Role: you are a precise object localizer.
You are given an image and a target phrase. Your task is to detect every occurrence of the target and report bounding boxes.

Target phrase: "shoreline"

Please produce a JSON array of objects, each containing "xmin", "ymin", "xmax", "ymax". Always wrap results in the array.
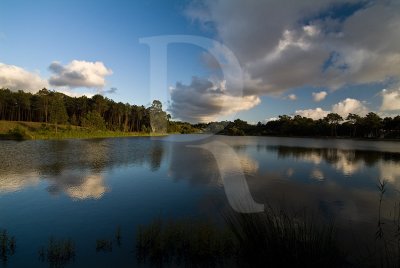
[
  {"xmin": 0, "ymin": 131, "xmax": 168, "ymax": 141},
  {"xmin": 0, "ymin": 121, "xmax": 168, "ymax": 141},
  {"xmin": 1, "ymin": 120, "xmax": 399, "ymax": 142},
  {"xmin": 214, "ymin": 133, "xmax": 400, "ymax": 142},
  {"xmin": 3, "ymin": 133, "xmax": 399, "ymax": 142}
]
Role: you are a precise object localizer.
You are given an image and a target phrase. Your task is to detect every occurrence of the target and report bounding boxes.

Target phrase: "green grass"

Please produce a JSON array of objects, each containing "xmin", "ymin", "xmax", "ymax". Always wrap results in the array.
[{"xmin": 0, "ymin": 121, "xmax": 167, "ymax": 140}]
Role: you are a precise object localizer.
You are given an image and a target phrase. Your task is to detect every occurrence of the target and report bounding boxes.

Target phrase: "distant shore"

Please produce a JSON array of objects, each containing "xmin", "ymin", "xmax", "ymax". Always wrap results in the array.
[{"xmin": 221, "ymin": 134, "xmax": 400, "ymax": 142}]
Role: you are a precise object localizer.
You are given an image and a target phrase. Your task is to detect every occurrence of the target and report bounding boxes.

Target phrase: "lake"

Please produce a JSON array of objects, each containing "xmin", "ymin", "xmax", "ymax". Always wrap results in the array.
[{"xmin": 1, "ymin": 135, "xmax": 400, "ymax": 267}]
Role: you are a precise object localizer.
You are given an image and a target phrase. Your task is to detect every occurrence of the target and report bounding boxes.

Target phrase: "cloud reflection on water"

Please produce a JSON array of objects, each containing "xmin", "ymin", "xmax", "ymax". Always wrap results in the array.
[
  {"xmin": 46, "ymin": 171, "xmax": 107, "ymax": 200},
  {"xmin": 0, "ymin": 171, "xmax": 40, "ymax": 193},
  {"xmin": 0, "ymin": 138, "xmax": 166, "ymax": 199},
  {"xmin": 0, "ymin": 137, "xmax": 399, "ymax": 213}
]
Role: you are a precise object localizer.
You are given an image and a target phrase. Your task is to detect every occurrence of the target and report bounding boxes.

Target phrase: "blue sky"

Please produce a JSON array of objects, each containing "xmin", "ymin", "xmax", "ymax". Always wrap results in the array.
[
  {"xmin": 0, "ymin": 0, "xmax": 208, "ymax": 103},
  {"xmin": 0, "ymin": 0, "xmax": 399, "ymax": 123}
]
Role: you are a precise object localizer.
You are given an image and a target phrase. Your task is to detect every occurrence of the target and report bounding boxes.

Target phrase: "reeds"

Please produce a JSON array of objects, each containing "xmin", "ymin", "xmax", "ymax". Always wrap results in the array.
[
  {"xmin": 361, "ymin": 179, "xmax": 400, "ymax": 267},
  {"xmin": 222, "ymin": 206, "xmax": 345, "ymax": 267},
  {"xmin": 38, "ymin": 237, "xmax": 75, "ymax": 268},
  {"xmin": 136, "ymin": 218, "xmax": 236, "ymax": 267},
  {"xmin": 95, "ymin": 226, "xmax": 122, "ymax": 253},
  {"xmin": 96, "ymin": 239, "xmax": 113, "ymax": 252},
  {"xmin": 135, "ymin": 208, "xmax": 345, "ymax": 267},
  {"xmin": 0, "ymin": 229, "xmax": 16, "ymax": 265},
  {"xmin": 115, "ymin": 226, "xmax": 122, "ymax": 247}
]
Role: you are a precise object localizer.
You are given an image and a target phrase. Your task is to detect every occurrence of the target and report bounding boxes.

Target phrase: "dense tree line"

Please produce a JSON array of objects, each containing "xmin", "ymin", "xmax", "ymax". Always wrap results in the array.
[
  {"xmin": 2, "ymin": 88, "xmax": 399, "ymax": 138},
  {"xmin": 204, "ymin": 113, "xmax": 400, "ymax": 139},
  {"xmin": 0, "ymin": 88, "xmax": 171, "ymax": 133}
]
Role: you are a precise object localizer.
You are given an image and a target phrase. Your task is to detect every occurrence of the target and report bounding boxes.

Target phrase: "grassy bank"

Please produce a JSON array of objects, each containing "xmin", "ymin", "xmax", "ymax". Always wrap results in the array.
[{"xmin": 0, "ymin": 121, "xmax": 166, "ymax": 140}]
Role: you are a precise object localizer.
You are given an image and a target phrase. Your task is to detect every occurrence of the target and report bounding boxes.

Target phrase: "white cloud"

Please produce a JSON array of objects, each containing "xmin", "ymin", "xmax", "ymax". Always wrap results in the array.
[
  {"xmin": 169, "ymin": 77, "xmax": 260, "ymax": 123},
  {"xmin": 265, "ymin": 117, "xmax": 279, "ymax": 122},
  {"xmin": 57, "ymin": 87, "xmax": 116, "ymax": 98},
  {"xmin": 332, "ymin": 98, "xmax": 368, "ymax": 117},
  {"xmin": 288, "ymin": 94, "xmax": 297, "ymax": 101},
  {"xmin": 295, "ymin": 107, "xmax": 329, "ymax": 120},
  {"xmin": 56, "ymin": 89, "xmax": 95, "ymax": 98},
  {"xmin": 295, "ymin": 98, "xmax": 369, "ymax": 120},
  {"xmin": 295, "ymin": 97, "xmax": 368, "ymax": 119},
  {"xmin": 381, "ymin": 88, "xmax": 400, "ymax": 111},
  {"xmin": 312, "ymin": 91, "xmax": 327, "ymax": 102},
  {"xmin": 303, "ymin": 25, "xmax": 320, "ymax": 37},
  {"xmin": 188, "ymin": 1, "xmax": 400, "ymax": 95},
  {"xmin": 48, "ymin": 60, "xmax": 112, "ymax": 89},
  {"xmin": 0, "ymin": 63, "xmax": 48, "ymax": 92}
]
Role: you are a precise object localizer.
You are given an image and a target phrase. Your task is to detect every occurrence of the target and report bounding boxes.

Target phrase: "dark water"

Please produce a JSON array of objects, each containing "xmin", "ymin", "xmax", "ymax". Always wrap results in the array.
[{"xmin": 1, "ymin": 135, "xmax": 400, "ymax": 267}]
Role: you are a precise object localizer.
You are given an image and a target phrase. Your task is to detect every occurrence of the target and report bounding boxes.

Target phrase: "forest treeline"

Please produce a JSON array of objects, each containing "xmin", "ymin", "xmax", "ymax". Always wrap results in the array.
[
  {"xmin": 1, "ymin": 88, "xmax": 400, "ymax": 139},
  {"xmin": 0, "ymin": 88, "xmax": 197, "ymax": 134},
  {"xmin": 197, "ymin": 112, "xmax": 400, "ymax": 139}
]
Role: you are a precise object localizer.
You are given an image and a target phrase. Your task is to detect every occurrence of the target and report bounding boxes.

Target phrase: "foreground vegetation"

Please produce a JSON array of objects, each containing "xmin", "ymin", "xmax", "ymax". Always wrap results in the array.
[
  {"xmin": 3, "ymin": 183, "xmax": 400, "ymax": 267},
  {"xmin": 135, "ymin": 180, "xmax": 400, "ymax": 268},
  {"xmin": 136, "ymin": 209, "xmax": 345, "ymax": 268},
  {"xmin": 137, "ymin": 218, "xmax": 236, "ymax": 267}
]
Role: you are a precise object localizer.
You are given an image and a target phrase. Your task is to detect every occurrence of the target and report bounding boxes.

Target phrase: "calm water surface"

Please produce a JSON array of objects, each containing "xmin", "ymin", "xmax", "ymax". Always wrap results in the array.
[{"xmin": 1, "ymin": 135, "xmax": 400, "ymax": 267}]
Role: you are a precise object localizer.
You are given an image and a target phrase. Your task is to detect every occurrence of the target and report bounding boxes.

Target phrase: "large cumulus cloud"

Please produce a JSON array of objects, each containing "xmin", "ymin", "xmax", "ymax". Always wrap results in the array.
[
  {"xmin": 48, "ymin": 60, "xmax": 112, "ymax": 89},
  {"xmin": 187, "ymin": 0, "xmax": 400, "ymax": 95},
  {"xmin": 295, "ymin": 98, "xmax": 368, "ymax": 119},
  {"xmin": 0, "ymin": 60, "xmax": 113, "ymax": 94},
  {"xmin": 295, "ymin": 107, "xmax": 330, "ymax": 120},
  {"xmin": 0, "ymin": 63, "xmax": 48, "ymax": 92},
  {"xmin": 381, "ymin": 88, "xmax": 400, "ymax": 112},
  {"xmin": 332, "ymin": 98, "xmax": 368, "ymax": 116},
  {"xmin": 169, "ymin": 77, "xmax": 260, "ymax": 123},
  {"xmin": 174, "ymin": 0, "xmax": 400, "ymax": 121}
]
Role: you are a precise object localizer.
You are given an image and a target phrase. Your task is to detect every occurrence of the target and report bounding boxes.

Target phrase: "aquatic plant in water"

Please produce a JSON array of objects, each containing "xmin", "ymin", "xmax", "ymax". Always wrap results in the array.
[
  {"xmin": 96, "ymin": 239, "xmax": 113, "ymax": 252},
  {"xmin": 0, "ymin": 229, "xmax": 16, "ymax": 265},
  {"xmin": 136, "ymin": 218, "xmax": 236, "ymax": 267},
  {"xmin": 136, "ymin": 207, "xmax": 346, "ymax": 267},
  {"xmin": 38, "ymin": 237, "xmax": 75, "ymax": 268}
]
